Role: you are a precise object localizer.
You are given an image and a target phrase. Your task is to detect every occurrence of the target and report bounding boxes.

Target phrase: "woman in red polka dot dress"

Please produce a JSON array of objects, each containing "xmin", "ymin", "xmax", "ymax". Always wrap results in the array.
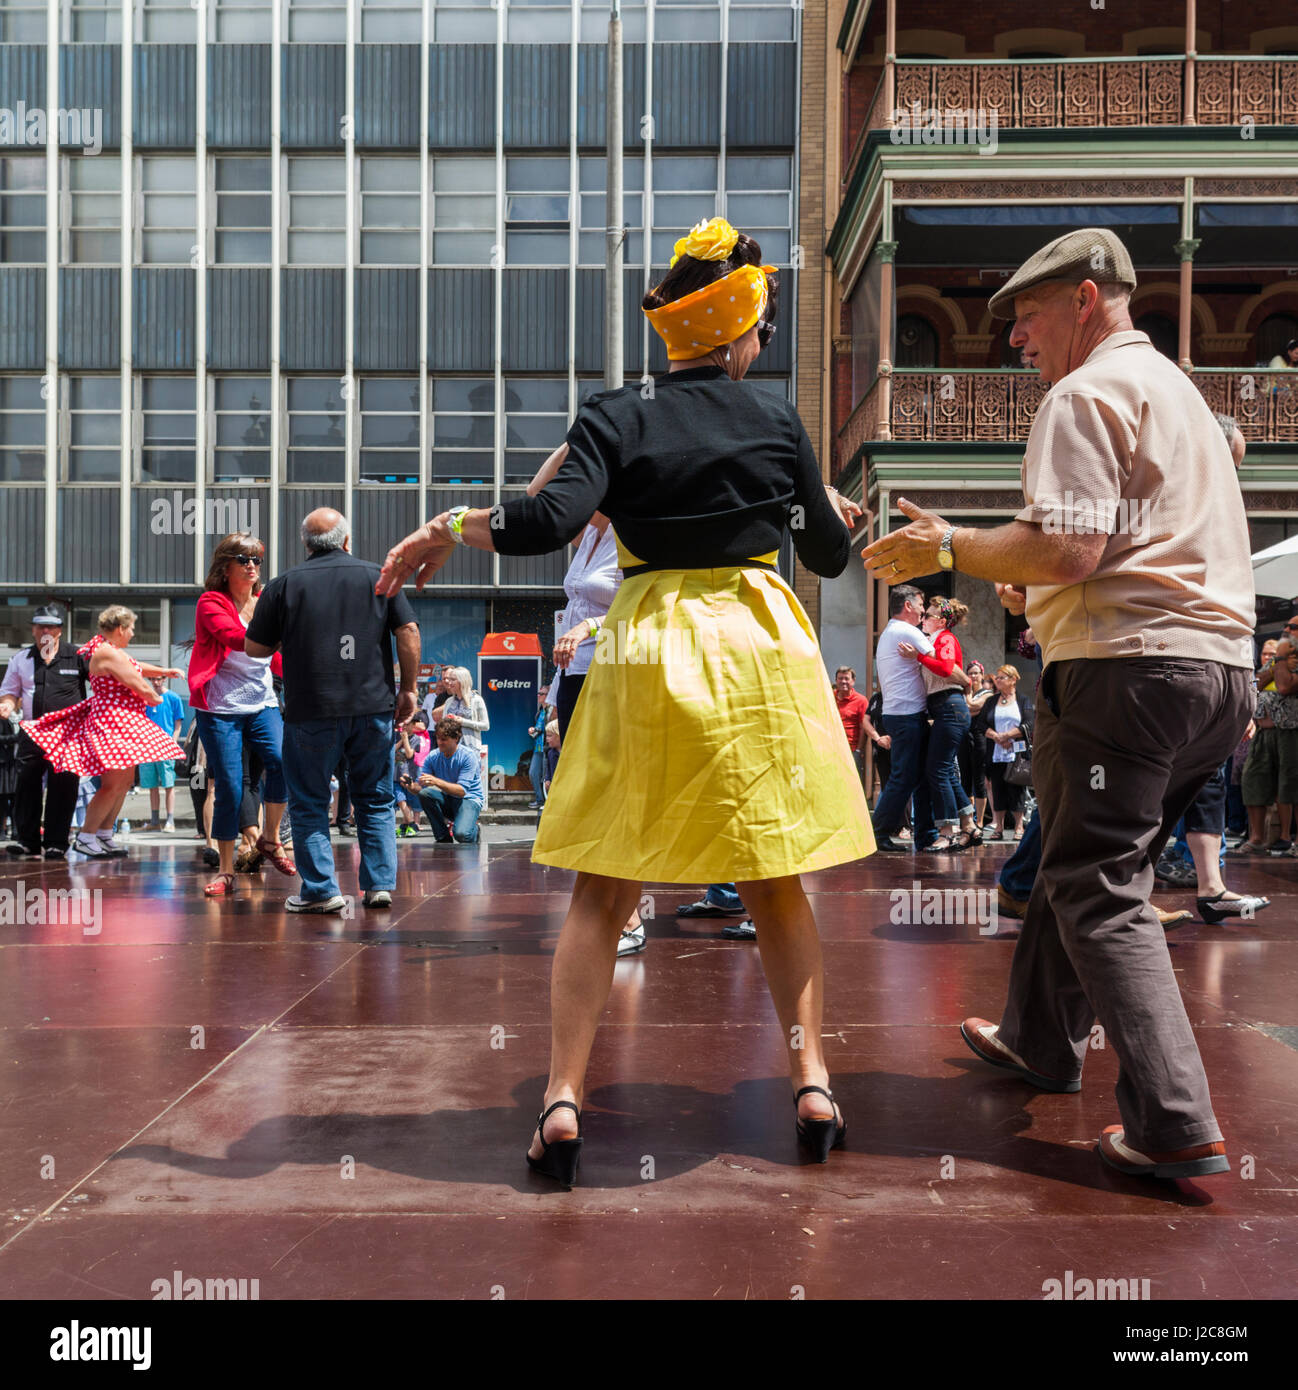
[{"xmin": 23, "ymin": 605, "xmax": 185, "ymax": 859}]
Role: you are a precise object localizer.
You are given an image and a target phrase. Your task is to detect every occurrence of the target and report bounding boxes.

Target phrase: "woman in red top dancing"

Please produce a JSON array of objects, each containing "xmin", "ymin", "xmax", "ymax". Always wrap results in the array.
[
  {"xmin": 23, "ymin": 605, "xmax": 185, "ymax": 859},
  {"xmin": 897, "ymin": 596, "xmax": 973, "ymax": 853}
]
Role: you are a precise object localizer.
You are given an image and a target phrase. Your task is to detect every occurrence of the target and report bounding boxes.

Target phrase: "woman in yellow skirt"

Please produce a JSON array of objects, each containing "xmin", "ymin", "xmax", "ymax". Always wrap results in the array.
[{"xmin": 377, "ymin": 219, "xmax": 874, "ymax": 1182}]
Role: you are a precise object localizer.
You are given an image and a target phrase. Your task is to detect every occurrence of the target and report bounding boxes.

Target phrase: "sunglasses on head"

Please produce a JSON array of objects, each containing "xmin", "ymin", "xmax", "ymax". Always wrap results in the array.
[{"xmin": 757, "ymin": 320, "xmax": 776, "ymax": 349}]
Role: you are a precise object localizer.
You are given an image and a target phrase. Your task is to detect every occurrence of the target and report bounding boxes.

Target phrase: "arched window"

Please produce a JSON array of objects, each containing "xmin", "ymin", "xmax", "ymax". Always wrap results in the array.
[
  {"xmin": 1257, "ymin": 314, "xmax": 1298, "ymax": 367},
  {"xmin": 1134, "ymin": 312, "xmax": 1177, "ymax": 361},
  {"xmin": 895, "ymin": 314, "xmax": 938, "ymax": 368}
]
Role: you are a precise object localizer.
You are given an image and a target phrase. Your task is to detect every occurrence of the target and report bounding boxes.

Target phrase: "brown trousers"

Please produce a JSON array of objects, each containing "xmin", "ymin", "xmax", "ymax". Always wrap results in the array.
[{"xmin": 999, "ymin": 657, "xmax": 1253, "ymax": 1151}]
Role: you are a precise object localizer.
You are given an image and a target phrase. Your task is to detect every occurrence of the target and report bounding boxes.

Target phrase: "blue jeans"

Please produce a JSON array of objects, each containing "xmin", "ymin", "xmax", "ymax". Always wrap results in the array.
[
  {"xmin": 871, "ymin": 711, "xmax": 932, "ymax": 839},
  {"xmin": 528, "ymin": 748, "xmax": 547, "ymax": 807},
  {"xmin": 419, "ymin": 789, "xmax": 482, "ymax": 842},
  {"xmin": 705, "ymin": 883, "xmax": 743, "ymax": 911},
  {"xmin": 946, "ymin": 754, "xmax": 973, "ymax": 820},
  {"xmin": 925, "ymin": 691, "xmax": 970, "ymax": 829},
  {"xmin": 282, "ymin": 715, "xmax": 397, "ymax": 900},
  {"xmin": 194, "ymin": 706, "xmax": 286, "ymax": 842},
  {"xmin": 998, "ymin": 804, "xmax": 1042, "ymax": 900}
]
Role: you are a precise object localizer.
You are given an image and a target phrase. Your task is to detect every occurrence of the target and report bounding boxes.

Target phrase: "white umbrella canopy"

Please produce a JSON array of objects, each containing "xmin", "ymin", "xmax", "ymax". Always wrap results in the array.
[{"xmin": 1251, "ymin": 533, "xmax": 1298, "ymax": 601}]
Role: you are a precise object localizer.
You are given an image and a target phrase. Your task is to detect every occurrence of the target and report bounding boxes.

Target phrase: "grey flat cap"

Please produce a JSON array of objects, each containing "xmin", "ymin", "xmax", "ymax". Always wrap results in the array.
[{"xmin": 989, "ymin": 227, "xmax": 1137, "ymax": 319}]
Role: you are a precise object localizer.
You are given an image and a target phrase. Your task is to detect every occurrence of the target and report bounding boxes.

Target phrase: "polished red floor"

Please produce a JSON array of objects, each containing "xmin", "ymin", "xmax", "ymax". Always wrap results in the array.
[{"xmin": 2, "ymin": 833, "xmax": 1296, "ymax": 1300}]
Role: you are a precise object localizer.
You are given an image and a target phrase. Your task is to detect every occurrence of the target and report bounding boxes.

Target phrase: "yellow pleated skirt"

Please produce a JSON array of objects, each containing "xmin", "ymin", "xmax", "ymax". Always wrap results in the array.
[{"xmin": 532, "ymin": 538, "xmax": 875, "ymax": 882}]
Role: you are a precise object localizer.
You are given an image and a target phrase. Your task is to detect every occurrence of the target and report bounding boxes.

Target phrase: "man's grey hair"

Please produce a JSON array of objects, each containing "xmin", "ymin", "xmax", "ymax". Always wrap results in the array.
[
  {"xmin": 1214, "ymin": 412, "xmax": 1239, "ymax": 444},
  {"xmin": 303, "ymin": 515, "xmax": 350, "ymax": 552}
]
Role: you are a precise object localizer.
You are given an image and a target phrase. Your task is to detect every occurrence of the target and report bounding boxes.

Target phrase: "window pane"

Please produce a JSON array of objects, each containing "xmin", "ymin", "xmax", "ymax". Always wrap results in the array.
[
  {"xmin": 727, "ymin": 155, "xmax": 791, "ymax": 188},
  {"xmin": 505, "ymin": 379, "xmax": 567, "ymax": 411},
  {"xmin": 655, "ymin": 193, "xmax": 716, "ymax": 224},
  {"xmin": 68, "ymin": 449, "xmax": 119, "ymax": 480},
  {"xmin": 141, "ymin": 449, "xmax": 195, "ymax": 482},
  {"xmin": 361, "ymin": 378, "xmax": 419, "ymax": 412},
  {"xmin": 288, "ymin": 378, "xmax": 344, "ymax": 411},
  {"xmin": 433, "ymin": 159, "xmax": 495, "ymax": 193},
  {"xmin": 430, "ymin": 450, "xmax": 493, "ymax": 482},
  {"xmin": 505, "ymin": 230, "xmax": 567, "ymax": 263},
  {"xmin": 217, "ymin": 193, "xmax": 272, "ymax": 227},
  {"xmin": 143, "ymin": 378, "xmax": 194, "ymax": 410},
  {"xmin": 653, "ymin": 157, "xmax": 717, "ymax": 191},
  {"xmin": 0, "ymin": 376, "xmax": 43, "ymax": 409},
  {"xmin": 362, "ymin": 193, "xmax": 421, "ymax": 226},
  {"xmin": 216, "ymin": 159, "xmax": 271, "ymax": 192},
  {"xmin": 216, "ymin": 230, "xmax": 271, "ymax": 262},
  {"xmin": 215, "ymin": 377, "xmax": 271, "ymax": 412},
  {"xmin": 213, "ymin": 449, "xmax": 269, "ymax": 480},
  {"xmin": 288, "ymin": 160, "xmax": 345, "ymax": 192},
  {"xmin": 291, "ymin": 195, "xmax": 344, "ymax": 228},
  {"xmin": 361, "ymin": 159, "xmax": 417, "ymax": 192},
  {"xmin": 506, "ymin": 158, "xmax": 569, "ymax": 191},
  {"xmin": 435, "ymin": 194, "xmax": 494, "ymax": 228},
  {"xmin": 432, "ymin": 231, "xmax": 493, "ymax": 263},
  {"xmin": 144, "ymin": 194, "xmax": 196, "ymax": 226},
  {"xmin": 71, "ymin": 377, "xmax": 119, "ymax": 409},
  {"xmin": 433, "ymin": 415, "xmax": 493, "ymax": 448},
  {"xmin": 362, "ymin": 10, "xmax": 420, "ymax": 40},
  {"xmin": 142, "ymin": 158, "xmax": 195, "ymax": 192},
  {"xmin": 142, "ymin": 412, "xmax": 196, "ymax": 445},
  {"xmin": 361, "ymin": 231, "xmax": 419, "ymax": 263},
  {"xmin": 431, "ymin": 378, "xmax": 492, "ymax": 411},
  {"xmin": 359, "ymin": 450, "xmax": 418, "ymax": 481},
  {"xmin": 285, "ymin": 450, "xmax": 345, "ymax": 483},
  {"xmin": 506, "ymin": 415, "xmax": 563, "ymax": 448},
  {"xmin": 287, "ymin": 231, "xmax": 345, "ymax": 262},
  {"xmin": 361, "ymin": 414, "xmax": 418, "ymax": 446}
]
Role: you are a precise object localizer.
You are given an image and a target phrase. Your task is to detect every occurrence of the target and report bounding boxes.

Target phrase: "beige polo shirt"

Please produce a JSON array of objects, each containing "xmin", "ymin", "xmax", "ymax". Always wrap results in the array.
[{"xmin": 1017, "ymin": 330, "xmax": 1255, "ymax": 668}]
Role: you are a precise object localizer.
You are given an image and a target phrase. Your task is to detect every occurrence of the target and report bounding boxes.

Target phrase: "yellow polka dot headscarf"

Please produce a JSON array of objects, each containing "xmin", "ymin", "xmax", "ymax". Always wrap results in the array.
[{"xmin": 643, "ymin": 218, "xmax": 777, "ymax": 361}]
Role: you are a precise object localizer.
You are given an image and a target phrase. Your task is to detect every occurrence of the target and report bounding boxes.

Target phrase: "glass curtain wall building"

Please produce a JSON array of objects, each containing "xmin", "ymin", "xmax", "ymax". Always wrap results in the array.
[{"xmin": 0, "ymin": 0, "xmax": 801, "ymax": 660}]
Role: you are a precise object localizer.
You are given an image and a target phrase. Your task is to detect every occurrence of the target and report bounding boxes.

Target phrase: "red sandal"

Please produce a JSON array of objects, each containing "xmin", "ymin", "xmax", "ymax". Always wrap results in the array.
[
  {"xmin": 204, "ymin": 872, "xmax": 237, "ymax": 898},
  {"xmin": 257, "ymin": 837, "xmax": 297, "ymax": 876}
]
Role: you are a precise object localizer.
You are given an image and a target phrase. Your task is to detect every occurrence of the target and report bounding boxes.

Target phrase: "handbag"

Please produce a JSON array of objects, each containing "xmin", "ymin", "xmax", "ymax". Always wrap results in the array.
[{"xmin": 1004, "ymin": 716, "xmax": 1033, "ymax": 787}]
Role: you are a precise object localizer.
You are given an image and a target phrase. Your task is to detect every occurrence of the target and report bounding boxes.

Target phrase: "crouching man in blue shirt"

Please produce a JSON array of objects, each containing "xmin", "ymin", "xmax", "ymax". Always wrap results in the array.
[{"xmin": 413, "ymin": 718, "xmax": 484, "ymax": 844}]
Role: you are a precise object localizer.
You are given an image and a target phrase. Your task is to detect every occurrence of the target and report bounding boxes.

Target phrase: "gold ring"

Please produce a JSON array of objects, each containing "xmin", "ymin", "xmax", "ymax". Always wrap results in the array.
[{"xmin": 891, "ymin": 561, "xmax": 900, "ymax": 574}]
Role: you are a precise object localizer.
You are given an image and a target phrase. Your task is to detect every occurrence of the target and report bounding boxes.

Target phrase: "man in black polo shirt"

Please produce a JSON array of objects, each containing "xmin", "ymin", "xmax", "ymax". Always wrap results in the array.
[
  {"xmin": 246, "ymin": 509, "xmax": 419, "ymax": 912},
  {"xmin": 0, "ymin": 605, "xmax": 89, "ymax": 861}
]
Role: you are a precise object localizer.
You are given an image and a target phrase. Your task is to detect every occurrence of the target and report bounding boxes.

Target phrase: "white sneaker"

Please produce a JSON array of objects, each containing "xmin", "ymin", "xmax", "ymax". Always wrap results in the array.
[
  {"xmin": 363, "ymin": 889, "xmax": 392, "ymax": 908},
  {"xmin": 164, "ymin": 819, "xmax": 176, "ymax": 833}
]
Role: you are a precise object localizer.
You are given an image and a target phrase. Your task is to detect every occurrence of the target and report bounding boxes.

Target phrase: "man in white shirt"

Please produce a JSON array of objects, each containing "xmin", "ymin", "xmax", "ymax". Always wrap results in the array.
[{"xmin": 869, "ymin": 585, "xmax": 936, "ymax": 851}]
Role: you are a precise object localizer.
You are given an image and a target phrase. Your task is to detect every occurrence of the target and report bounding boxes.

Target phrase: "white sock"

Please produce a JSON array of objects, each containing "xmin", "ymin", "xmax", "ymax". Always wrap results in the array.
[{"xmin": 96, "ymin": 829, "xmax": 113, "ymax": 841}]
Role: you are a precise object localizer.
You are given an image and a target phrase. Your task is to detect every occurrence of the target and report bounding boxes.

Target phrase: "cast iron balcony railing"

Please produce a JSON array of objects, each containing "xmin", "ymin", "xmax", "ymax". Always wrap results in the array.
[{"xmin": 865, "ymin": 369, "xmax": 1298, "ymax": 445}]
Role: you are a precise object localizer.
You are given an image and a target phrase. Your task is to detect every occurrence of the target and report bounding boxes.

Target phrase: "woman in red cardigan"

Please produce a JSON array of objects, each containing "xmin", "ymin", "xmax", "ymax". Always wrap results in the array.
[
  {"xmin": 897, "ymin": 596, "xmax": 973, "ymax": 853},
  {"xmin": 188, "ymin": 532, "xmax": 294, "ymax": 897}
]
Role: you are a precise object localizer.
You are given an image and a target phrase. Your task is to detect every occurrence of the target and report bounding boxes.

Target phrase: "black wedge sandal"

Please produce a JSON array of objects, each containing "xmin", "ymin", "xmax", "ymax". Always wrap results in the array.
[
  {"xmin": 795, "ymin": 1085, "xmax": 845, "ymax": 1163},
  {"xmin": 526, "ymin": 1099, "xmax": 583, "ymax": 1185}
]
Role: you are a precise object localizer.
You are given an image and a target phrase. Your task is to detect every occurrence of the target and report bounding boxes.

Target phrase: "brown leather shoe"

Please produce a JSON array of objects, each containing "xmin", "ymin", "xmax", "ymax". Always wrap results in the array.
[
  {"xmin": 1155, "ymin": 907, "xmax": 1192, "ymax": 929},
  {"xmin": 996, "ymin": 885, "xmax": 1030, "ymax": 920},
  {"xmin": 959, "ymin": 1017, "xmax": 1081, "ymax": 1093},
  {"xmin": 1098, "ymin": 1125, "xmax": 1228, "ymax": 1179}
]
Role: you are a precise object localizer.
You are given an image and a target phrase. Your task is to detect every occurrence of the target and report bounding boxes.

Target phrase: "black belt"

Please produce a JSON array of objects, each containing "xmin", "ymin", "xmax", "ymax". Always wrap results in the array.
[{"xmin": 622, "ymin": 559, "xmax": 779, "ymax": 577}]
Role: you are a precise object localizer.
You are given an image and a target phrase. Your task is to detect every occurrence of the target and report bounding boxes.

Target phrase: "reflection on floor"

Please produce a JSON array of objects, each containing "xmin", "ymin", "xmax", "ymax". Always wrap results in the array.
[{"xmin": 1, "ymin": 835, "xmax": 1295, "ymax": 1300}]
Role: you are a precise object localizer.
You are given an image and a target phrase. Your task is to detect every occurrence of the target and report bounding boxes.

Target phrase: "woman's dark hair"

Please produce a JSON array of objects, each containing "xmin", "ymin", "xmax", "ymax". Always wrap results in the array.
[
  {"xmin": 204, "ymin": 531, "xmax": 266, "ymax": 594},
  {"xmin": 642, "ymin": 232, "xmax": 779, "ymax": 330}
]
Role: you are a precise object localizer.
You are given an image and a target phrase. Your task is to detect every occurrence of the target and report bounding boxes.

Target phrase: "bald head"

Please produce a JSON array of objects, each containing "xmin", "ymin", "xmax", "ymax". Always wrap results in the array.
[{"xmin": 302, "ymin": 508, "xmax": 350, "ymax": 553}]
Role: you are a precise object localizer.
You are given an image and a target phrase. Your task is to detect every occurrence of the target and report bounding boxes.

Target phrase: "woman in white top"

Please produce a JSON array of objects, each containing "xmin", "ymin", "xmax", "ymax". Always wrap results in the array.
[
  {"xmin": 985, "ymin": 663, "xmax": 1032, "ymax": 841},
  {"xmin": 188, "ymin": 533, "xmax": 294, "ymax": 897},
  {"xmin": 436, "ymin": 667, "xmax": 489, "ymax": 752}
]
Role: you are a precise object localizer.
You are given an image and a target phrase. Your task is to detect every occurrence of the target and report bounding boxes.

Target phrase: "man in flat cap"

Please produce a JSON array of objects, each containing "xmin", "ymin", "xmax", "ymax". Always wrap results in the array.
[
  {"xmin": 0, "ymin": 605, "xmax": 91, "ymax": 860},
  {"xmin": 864, "ymin": 228, "xmax": 1255, "ymax": 1180}
]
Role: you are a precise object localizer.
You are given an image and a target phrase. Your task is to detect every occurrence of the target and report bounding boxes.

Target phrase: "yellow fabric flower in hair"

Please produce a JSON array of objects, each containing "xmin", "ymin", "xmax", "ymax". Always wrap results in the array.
[{"xmin": 669, "ymin": 217, "xmax": 740, "ymax": 269}]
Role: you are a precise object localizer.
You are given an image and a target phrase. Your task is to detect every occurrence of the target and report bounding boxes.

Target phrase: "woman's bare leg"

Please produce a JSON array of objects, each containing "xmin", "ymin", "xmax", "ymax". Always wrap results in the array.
[
  {"xmin": 81, "ymin": 771, "xmax": 134, "ymax": 834},
  {"xmin": 734, "ymin": 875, "xmax": 837, "ymax": 1124},
  {"xmin": 527, "ymin": 871, "xmax": 643, "ymax": 1156}
]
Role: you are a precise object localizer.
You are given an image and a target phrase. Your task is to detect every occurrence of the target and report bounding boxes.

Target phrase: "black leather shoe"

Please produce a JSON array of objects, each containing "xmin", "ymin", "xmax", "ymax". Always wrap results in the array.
[
  {"xmin": 44, "ymin": 848, "xmax": 66, "ymax": 861},
  {"xmin": 874, "ymin": 835, "xmax": 911, "ymax": 852}
]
